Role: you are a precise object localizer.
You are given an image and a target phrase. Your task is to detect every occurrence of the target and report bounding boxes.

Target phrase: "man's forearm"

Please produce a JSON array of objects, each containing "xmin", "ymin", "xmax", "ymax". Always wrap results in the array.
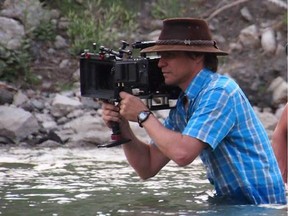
[
  {"xmin": 141, "ymin": 114, "xmax": 205, "ymax": 167},
  {"xmin": 119, "ymin": 120, "xmax": 156, "ymax": 179}
]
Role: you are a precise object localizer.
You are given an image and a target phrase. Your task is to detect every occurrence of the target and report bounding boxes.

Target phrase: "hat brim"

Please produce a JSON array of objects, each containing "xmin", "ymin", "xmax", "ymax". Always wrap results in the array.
[{"xmin": 140, "ymin": 44, "xmax": 228, "ymax": 56}]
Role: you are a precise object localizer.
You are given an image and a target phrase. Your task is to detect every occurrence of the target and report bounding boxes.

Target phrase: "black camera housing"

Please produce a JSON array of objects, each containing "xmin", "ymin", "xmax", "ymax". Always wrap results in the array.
[{"xmin": 79, "ymin": 42, "xmax": 181, "ymax": 110}]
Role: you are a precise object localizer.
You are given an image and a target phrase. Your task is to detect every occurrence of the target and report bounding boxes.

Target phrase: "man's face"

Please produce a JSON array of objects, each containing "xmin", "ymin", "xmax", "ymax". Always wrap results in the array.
[{"xmin": 157, "ymin": 51, "xmax": 201, "ymax": 90}]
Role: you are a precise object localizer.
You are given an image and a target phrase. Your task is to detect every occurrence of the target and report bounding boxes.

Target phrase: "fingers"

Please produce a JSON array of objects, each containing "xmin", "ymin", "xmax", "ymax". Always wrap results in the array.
[
  {"xmin": 101, "ymin": 92, "xmax": 148, "ymax": 123},
  {"xmin": 101, "ymin": 102, "xmax": 121, "ymax": 127},
  {"xmin": 119, "ymin": 91, "xmax": 148, "ymax": 121},
  {"xmin": 119, "ymin": 92, "xmax": 135, "ymax": 116},
  {"xmin": 102, "ymin": 102, "xmax": 120, "ymax": 112},
  {"xmin": 119, "ymin": 91, "xmax": 129, "ymax": 98}
]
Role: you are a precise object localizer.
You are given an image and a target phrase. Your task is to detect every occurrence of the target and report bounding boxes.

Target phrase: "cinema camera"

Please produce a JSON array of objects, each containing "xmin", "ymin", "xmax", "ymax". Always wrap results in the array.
[
  {"xmin": 80, "ymin": 41, "xmax": 180, "ymax": 108},
  {"xmin": 79, "ymin": 41, "xmax": 181, "ymax": 147}
]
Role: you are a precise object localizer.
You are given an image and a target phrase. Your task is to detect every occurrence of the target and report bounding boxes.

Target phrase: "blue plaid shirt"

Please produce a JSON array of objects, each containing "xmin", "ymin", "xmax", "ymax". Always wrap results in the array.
[{"xmin": 163, "ymin": 68, "xmax": 286, "ymax": 204}]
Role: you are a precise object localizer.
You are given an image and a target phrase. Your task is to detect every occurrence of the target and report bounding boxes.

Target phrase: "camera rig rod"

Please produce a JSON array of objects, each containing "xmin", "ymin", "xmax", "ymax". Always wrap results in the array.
[{"xmin": 99, "ymin": 41, "xmax": 132, "ymax": 58}]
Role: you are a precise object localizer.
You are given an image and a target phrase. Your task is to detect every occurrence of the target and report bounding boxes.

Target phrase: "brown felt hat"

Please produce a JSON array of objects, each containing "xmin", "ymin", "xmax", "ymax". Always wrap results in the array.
[{"xmin": 141, "ymin": 18, "xmax": 228, "ymax": 55}]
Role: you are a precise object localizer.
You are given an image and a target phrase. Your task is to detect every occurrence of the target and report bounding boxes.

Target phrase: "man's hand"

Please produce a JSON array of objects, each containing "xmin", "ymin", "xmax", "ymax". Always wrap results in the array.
[
  {"xmin": 101, "ymin": 102, "xmax": 121, "ymax": 128},
  {"xmin": 119, "ymin": 91, "xmax": 148, "ymax": 122}
]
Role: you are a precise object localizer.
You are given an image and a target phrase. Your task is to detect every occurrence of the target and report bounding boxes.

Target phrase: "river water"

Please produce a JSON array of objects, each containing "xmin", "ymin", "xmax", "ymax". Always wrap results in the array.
[{"xmin": 0, "ymin": 146, "xmax": 287, "ymax": 216}]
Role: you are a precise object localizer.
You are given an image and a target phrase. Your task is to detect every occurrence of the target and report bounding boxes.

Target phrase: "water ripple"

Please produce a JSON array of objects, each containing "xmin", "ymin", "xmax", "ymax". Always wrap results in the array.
[{"xmin": 0, "ymin": 146, "xmax": 287, "ymax": 216}]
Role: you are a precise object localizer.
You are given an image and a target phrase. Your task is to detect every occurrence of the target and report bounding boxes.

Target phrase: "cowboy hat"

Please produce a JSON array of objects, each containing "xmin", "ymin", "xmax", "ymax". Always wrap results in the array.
[{"xmin": 141, "ymin": 18, "xmax": 228, "ymax": 55}]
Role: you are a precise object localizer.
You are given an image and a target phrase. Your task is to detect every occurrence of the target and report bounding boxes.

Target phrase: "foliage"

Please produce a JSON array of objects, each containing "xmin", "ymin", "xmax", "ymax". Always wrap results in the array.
[
  {"xmin": 0, "ymin": 0, "xmax": 54, "ymax": 84},
  {"xmin": 48, "ymin": 0, "xmax": 138, "ymax": 54},
  {"xmin": 42, "ymin": 0, "xmax": 86, "ymax": 16},
  {"xmin": 0, "ymin": 40, "xmax": 40, "ymax": 85},
  {"xmin": 32, "ymin": 20, "xmax": 56, "ymax": 42},
  {"xmin": 56, "ymin": 82, "xmax": 75, "ymax": 91},
  {"xmin": 73, "ymin": 0, "xmax": 137, "ymax": 54},
  {"xmin": 151, "ymin": 0, "xmax": 197, "ymax": 19}
]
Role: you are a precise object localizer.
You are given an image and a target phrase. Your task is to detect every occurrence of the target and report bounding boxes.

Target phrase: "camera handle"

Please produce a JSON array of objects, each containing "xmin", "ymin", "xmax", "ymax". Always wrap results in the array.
[
  {"xmin": 98, "ymin": 119, "xmax": 131, "ymax": 148},
  {"xmin": 98, "ymin": 84, "xmax": 131, "ymax": 148},
  {"xmin": 97, "ymin": 121, "xmax": 131, "ymax": 148}
]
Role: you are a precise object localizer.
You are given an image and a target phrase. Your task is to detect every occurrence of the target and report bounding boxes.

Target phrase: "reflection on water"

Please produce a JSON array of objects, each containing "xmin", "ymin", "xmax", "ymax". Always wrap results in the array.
[{"xmin": 0, "ymin": 146, "xmax": 287, "ymax": 216}]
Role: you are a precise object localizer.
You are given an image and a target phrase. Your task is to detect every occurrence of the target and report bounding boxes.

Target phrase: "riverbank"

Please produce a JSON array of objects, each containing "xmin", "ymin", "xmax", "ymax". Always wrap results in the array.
[
  {"xmin": 0, "ymin": 81, "xmax": 286, "ymax": 147},
  {"xmin": 0, "ymin": 0, "xmax": 287, "ymax": 106}
]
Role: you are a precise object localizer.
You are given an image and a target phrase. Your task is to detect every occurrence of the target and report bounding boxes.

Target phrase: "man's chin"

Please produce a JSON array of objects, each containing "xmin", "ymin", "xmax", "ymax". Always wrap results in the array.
[{"xmin": 164, "ymin": 80, "xmax": 175, "ymax": 86}]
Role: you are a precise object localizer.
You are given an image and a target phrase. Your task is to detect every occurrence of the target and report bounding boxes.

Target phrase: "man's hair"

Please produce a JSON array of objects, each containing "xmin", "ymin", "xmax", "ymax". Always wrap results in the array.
[
  {"xmin": 204, "ymin": 53, "xmax": 218, "ymax": 72},
  {"xmin": 186, "ymin": 52, "xmax": 218, "ymax": 72}
]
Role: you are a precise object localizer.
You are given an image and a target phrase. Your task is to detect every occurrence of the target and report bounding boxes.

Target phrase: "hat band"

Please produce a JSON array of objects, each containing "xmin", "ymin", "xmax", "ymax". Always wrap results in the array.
[{"xmin": 156, "ymin": 39, "xmax": 218, "ymax": 48}]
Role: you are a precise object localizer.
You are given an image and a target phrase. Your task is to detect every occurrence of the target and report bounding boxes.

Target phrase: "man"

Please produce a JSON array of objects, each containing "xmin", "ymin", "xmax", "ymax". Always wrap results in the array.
[
  {"xmin": 272, "ymin": 103, "xmax": 287, "ymax": 184},
  {"xmin": 101, "ymin": 18, "xmax": 286, "ymax": 204}
]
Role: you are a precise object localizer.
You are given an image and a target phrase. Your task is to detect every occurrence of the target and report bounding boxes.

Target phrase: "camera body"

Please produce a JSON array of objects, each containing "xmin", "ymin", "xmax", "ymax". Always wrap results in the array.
[{"xmin": 79, "ymin": 42, "xmax": 181, "ymax": 110}]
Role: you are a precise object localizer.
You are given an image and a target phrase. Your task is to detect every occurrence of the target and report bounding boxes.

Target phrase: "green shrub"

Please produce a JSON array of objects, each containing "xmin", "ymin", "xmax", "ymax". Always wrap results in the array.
[
  {"xmin": 32, "ymin": 20, "xmax": 56, "ymax": 42},
  {"xmin": 151, "ymin": 0, "xmax": 197, "ymax": 19},
  {"xmin": 68, "ymin": 0, "xmax": 138, "ymax": 54},
  {"xmin": 0, "ymin": 41, "xmax": 40, "ymax": 85},
  {"xmin": 46, "ymin": 0, "xmax": 138, "ymax": 54}
]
